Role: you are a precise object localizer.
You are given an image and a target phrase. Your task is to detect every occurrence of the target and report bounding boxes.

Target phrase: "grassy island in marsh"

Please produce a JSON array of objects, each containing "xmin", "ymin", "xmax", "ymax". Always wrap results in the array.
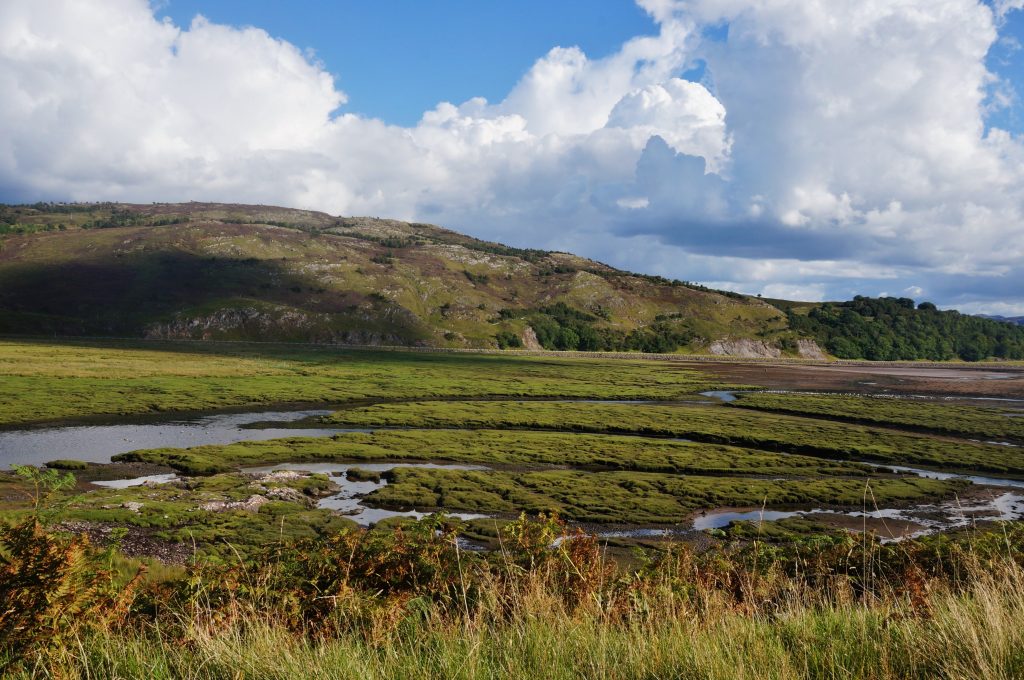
[
  {"xmin": 731, "ymin": 391, "xmax": 1024, "ymax": 442},
  {"xmin": 320, "ymin": 400, "xmax": 1024, "ymax": 476}
]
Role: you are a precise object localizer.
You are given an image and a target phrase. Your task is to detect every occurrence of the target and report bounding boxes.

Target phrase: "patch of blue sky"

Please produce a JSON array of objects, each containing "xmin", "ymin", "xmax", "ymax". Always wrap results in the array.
[
  {"xmin": 985, "ymin": 2, "xmax": 1024, "ymax": 134},
  {"xmin": 157, "ymin": 0, "xmax": 658, "ymax": 126}
]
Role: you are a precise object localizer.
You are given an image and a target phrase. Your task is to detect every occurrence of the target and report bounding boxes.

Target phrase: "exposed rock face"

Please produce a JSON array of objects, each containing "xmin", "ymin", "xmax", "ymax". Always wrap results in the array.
[
  {"xmin": 521, "ymin": 326, "xmax": 543, "ymax": 350},
  {"xmin": 145, "ymin": 305, "xmax": 418, "ymax": 346},
  {"xmin": 797, "ymin": 339, "xmax": 827, "ymax": 360},
  {"xmin": 145, "ymin": 306, "xmax": 317, "ymax": 341},
  {"xmin": 708, "ymin": 338, "xmax": 782, "ymax": 359}
]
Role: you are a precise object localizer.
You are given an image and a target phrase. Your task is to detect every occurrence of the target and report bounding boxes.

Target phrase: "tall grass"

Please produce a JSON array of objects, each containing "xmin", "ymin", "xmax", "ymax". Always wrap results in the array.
[
  {"xmin": 23, "ymin": 568, "xmax": 1024, "ymax": 679},
  {"xmin": 5, "ymin": 514, "xmax": 1024, "ymax": 679}
]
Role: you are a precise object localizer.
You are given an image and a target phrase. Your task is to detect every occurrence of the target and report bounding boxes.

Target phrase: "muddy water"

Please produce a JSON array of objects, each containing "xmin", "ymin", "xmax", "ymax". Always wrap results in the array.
[
  {"xmin": 689, "ymin": 492, "xmax": 1024, "ymax": 541},
  {"xmin": 0, "ymin": 410, "xmax": 362, "ymax": 468},
  {"xmin": 99, "ymin": 461, "xmax": 495, "ymax": 526},
  {"xmin": 241, "ymin": 462, "xmax": 492, "ymax": 525},
  {"xmin": 881, "ymin": 464, "xmax": 1024, "ymax": 490},
  {"xmin": 699, "ymin": 391, "xmax": 739, "ymax": 402},
  {"xmin": 93, "ymin": 473, "xmax": 178, "ymax": 489}
]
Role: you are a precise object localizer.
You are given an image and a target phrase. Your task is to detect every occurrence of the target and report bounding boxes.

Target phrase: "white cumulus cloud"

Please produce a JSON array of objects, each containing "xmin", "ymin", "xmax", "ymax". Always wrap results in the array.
[{"xmin": 0, "ymin": 0, "xmax": 1023, "ymax": 313}]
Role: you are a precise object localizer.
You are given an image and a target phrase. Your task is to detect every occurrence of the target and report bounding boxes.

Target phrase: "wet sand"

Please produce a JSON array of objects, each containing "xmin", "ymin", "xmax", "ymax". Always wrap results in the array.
[{"xmin": 811, "ymin": 513, "xmax": 927, "ymax": 540}]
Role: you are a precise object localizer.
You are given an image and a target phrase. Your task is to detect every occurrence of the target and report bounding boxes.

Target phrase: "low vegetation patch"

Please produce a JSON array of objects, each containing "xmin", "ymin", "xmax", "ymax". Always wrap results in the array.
[
  {"xmin": 44, "ymin": 459, "xmax": 89, "ymax": 470},
  {"xmin": 733, "ymin": 391, "xmax": 1024, "ymax": 442},
  {"xmin": 0, "ymin": 339, "xmax": 722, "ymax": 426},
  {"xmin": 322, "ymin": 400, "xmax": 1024, "ymax": 476},
  {"xmin": 367, "ymin": 467, "xmax": 960, "ymax": 524},
  {"xmin": 113, "ymin": 429, "xmax": 873, "ymax": 477}
]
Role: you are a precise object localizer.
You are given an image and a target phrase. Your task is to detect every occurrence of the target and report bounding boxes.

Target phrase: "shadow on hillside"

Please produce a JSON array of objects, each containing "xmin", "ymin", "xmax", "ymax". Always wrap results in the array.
[
  {"xmin": 0, "ymin": 250, "xmax": 407, "ymax": 340},
  {"xmin": 0, "ymin": 252, "xmax": 609, "ymax": 369}
]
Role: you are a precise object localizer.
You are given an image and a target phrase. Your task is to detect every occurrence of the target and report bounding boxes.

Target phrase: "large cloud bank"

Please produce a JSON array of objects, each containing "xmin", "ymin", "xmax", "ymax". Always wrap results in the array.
[{"xmin": 1, "ymin": 0, "xmax": 1022, "ymax": 312}]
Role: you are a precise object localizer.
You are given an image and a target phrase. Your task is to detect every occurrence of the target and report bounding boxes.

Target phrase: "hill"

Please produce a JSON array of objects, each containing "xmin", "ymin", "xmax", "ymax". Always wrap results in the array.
[
  {"xmin": 0, "ymin": 202, "xmax": 793, "ymax": 354},
  {"xmin": 2, "ymin": 202, "xmax": 1022, "ymax": 360},
  {"xmin": 981, "ymin": 314, "xmax": 1024, "ymax": 326}
]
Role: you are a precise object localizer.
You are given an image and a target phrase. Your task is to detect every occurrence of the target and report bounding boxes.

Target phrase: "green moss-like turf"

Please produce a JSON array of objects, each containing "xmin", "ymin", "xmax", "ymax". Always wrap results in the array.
[
  {"xmin": 367, "ymin": 467, "xmax": 963, "ymax": 524},
  {"xmin": 732, "ymin": 391, "xmax": 1024, "ymax": 442},
  {"xmin": 322, "ymin": 400, "xmax": 1024, "ymax": 476},
  {"xmin": 0, "ymin": 339, "xmax": 724, "ymax": 426},
  {"xmin": 113, "ymin": 429, "xmax": 874, "ymax": 477}
]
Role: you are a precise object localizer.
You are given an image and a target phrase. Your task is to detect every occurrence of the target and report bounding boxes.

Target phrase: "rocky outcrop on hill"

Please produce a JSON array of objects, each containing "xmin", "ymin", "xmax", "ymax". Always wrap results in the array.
[
  {"xmin": 796, "ymin": 339, "xmax": 826, "ymax": 360},
  {"xmin": 521, "ymin": 326, "xmax": 543, "ymax": 350},
  {"xmin": 708, "ymin": 338, "xmax": 783, "ymax": 358},
  {"xmin": 145, "ymin": 303, "xmax": 421, "ymax": 346}
]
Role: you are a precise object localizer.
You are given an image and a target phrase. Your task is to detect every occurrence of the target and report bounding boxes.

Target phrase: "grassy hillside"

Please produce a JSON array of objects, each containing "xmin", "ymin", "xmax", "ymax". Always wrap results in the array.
[
  {"xmin": 4, "ymin": 202, "xmax": 1021, "ymax": 359},
  {"xmin": 0, "ymin": 202, "xmax": 790, "ymax": 351}
]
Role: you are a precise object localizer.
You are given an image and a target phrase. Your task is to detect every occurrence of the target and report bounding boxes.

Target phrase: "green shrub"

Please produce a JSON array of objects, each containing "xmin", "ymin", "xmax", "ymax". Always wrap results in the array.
[{"xmin": 45, "ymin": 459, "xmax": 88, "ymax": 470}]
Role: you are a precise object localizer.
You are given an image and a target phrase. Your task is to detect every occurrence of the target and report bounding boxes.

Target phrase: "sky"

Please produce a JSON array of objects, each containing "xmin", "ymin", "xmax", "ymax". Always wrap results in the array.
[{"xmin": 1, "ymin": 1, "xmax": 1024, "ymax": 314}]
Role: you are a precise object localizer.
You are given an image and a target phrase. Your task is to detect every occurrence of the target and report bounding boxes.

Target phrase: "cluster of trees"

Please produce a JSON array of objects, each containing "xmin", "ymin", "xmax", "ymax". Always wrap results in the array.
[
  {"xmin": 496, "ymin": 303, "xmax": 694, "ymax": 353},
  {"xmin": 0, "ymin": 222, "xmax": 64, "ymax": 236},
  {"xmin": 346, "ymin": 232, "xmax": 424, "ymax": 249},
  {"xmin": 23, "ymin": 201, "xmax": 116, "ymax": 214},
  {"xmin": 788, "ymin": 296, "xmax": 1024, "ymax": 361},
  {"xmin": 81, "ymin": 208, "xmax": 188, "ymax": 229},
  {"xmin": 1, "ymin": 204, "xmax": 189, "ymax": 233}
]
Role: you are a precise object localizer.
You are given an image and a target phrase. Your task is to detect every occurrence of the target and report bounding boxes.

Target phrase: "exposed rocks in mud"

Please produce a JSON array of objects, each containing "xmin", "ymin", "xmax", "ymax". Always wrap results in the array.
[
  {"xmin": 253, "ymin": 470, "xmax": 303, "ymax": 482},
  {"xmin": 200, "ymin": 494, "xmax": 269, "ymax": 513},
  {"xmin": 99, "ymin": 501, "xmax": 144, "ymax": 513},
  {"xmin": 54, "ymin": 520, "xmax": 193, "ymax": 564},
  {"xmin": 265, "ymin": 487, "xmax": 309, "ymax": 503},
  {"xmin": 708, "ymin": 338, "xmax": 782, "ymax": 359}
]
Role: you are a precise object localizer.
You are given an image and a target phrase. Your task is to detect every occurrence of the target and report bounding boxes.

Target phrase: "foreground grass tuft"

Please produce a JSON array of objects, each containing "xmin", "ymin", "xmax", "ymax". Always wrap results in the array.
[{"xmin": 6, "ymin": 513, "xmax": 1024, "ymax": 679}]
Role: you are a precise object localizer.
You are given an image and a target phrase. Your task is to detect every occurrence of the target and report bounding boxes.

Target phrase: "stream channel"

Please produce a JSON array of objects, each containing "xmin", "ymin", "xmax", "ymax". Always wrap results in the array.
[{"xmin": 2, "ymin": 400, "xmax": 1023, "ymax": 537}]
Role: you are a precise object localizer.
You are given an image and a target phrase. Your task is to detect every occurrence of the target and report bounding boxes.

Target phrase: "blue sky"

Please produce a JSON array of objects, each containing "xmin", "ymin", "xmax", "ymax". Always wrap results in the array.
[
  {"xmin": 987, "ymin": 5, "xmax": 1024, "ymax": 133},
  {"xmin": 3, "ymin": 0, "xmax": 1024, "ymax": 313},
  {"xmin": 158, "ymin": 1, "xmax": 660, "ymax": 126},
  {"xmin": 154, "ymin": 1, "xmax": 1024, "ymax": 136}
]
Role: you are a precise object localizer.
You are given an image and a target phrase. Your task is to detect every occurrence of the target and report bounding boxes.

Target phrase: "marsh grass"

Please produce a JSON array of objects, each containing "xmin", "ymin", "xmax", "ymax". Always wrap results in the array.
[
  {"xmin": 733, "ymin": 392, "xmax": 1024, "ymax": 443},
  {"xmin": 324, "ymin": 400, "xmax": 1024, "ymax": 475},
  {"xmin": 49, "ymin": 583, "xmax": 1023, "ymax": 680},
  {"xmin": 0, "ymin": 339, "xmax": 722, "ymax": 426}
]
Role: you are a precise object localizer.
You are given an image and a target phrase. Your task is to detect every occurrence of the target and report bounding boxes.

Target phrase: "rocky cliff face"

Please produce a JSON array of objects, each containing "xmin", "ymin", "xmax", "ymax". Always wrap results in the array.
[
  {"xmin": 708, "ymin": 338, "xmax": 783, "ymax": 359},
  {"xmin": 521, "ymin": 326, "xmax": 543, "ymax": 350},
  {"xmin": 796, "ymin": 339, "xmax": 826, "ymax": 360},
  {"xmin": 145, "ymin": 304, "xmax": 419, "ymax": 346}
]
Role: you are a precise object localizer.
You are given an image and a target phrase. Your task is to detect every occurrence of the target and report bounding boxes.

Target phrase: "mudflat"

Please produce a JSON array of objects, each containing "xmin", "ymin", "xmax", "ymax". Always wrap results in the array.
[{"xmin": 689, "ymin": 360, "xmax": 1024, "ymax": 398}]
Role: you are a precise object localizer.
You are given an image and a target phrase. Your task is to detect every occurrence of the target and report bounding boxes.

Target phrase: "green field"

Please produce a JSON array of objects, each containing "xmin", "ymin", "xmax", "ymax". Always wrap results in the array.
[{"xmin": 0, "ymin": 338, "xmax": 722, "ymax": 426}]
